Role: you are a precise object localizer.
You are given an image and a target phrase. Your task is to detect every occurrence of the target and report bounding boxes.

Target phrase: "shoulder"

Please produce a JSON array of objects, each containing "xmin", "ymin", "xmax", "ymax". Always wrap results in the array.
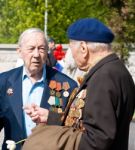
[{"xmin": 0, "ymin": 67, "xmax": 22, "ymax": 82}]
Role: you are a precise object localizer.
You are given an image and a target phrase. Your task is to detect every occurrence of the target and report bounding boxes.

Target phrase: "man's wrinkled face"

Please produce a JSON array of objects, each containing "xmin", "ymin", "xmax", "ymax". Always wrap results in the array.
[
  {"xmin": 69, "ymin": 40, "xmax": 86, "ymax": 70},
  {"xmin": 18, "ymin": 32, "xmax": 47, "ymax": 75}
]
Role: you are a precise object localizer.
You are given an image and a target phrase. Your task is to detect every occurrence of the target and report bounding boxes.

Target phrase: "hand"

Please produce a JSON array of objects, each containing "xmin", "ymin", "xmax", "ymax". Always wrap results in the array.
[{"xmin": 23, "ymin": 103, "xmax": 49, "ymax": 124}]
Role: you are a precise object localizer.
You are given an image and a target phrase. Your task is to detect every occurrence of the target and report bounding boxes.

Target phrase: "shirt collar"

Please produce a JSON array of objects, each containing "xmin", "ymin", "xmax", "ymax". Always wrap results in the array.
[{"xmin": 22, "ymin": 65, "xmax": 46, "ymax": 83}]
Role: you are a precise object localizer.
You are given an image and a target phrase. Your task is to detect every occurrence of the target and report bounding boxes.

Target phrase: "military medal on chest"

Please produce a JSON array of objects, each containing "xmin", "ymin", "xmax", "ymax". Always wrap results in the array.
[
  {"xmin": 63, "ymin": 82, "xmax": 70, "ymax": 97},
  {"xmin": 65, "ymin": 89, "xmax": 87, "ymax": 127},
  {"xmin": 48, "ymin": 80, "xmax": 57, "ymax": 105},
  {"xmin": 48, "ymin": 80, "xmax": 63, "ymax": 113}
]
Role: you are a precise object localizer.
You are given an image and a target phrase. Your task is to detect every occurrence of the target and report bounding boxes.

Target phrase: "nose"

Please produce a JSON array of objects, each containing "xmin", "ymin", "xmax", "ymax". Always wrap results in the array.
[{"xmin": 33, "ymin": 47, "xmax": 40, "ymax": 57}]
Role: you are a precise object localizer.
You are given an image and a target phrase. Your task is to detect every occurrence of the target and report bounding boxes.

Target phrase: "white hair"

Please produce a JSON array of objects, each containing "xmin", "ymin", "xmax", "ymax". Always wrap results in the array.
[
  {"xmin": 69, "ymin": 40, "xmax": 112, "ymax": 52},
  {"xmin": 18, "ymin": 28, "xmax": 48, "ymax": 49},
  {"xmin": 86, "ymin": 42, "xmax": 112, "ymax": 52}
]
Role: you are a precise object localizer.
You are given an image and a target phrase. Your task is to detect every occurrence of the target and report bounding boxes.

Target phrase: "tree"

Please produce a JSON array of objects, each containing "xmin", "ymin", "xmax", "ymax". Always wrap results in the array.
[
  {"xmin": 101, "ymin": 0, "xmax": 135, "ymax": 60},
  {"xmin": 0, "ymin": 0, "xmax": 134, "ymax": 60},
  {"xmin": 0, "ymin": 0, "xmax": 45, "ymax": 43}
]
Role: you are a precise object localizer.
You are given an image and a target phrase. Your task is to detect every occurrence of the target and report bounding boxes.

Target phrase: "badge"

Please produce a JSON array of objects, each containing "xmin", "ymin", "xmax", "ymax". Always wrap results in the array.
[{"xmin": 7, "ymin": 88, "xmax": 13, "ymax": 96}]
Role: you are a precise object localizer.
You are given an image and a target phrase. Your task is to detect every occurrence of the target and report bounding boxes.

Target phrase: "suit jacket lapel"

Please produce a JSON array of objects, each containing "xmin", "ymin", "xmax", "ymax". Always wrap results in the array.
[
  {"xmin": 7, "ymin": 67, "xmax": 24, "ymax": 131},
  {"xmin": 40, "ymin": 80, "xmax": 50, "ymax": 109}
]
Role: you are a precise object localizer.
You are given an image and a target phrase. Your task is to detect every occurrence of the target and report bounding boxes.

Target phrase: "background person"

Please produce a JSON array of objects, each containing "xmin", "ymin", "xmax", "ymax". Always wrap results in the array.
[
  {"xmin": 0, "ymin": 28, "xmax": 77, "ymax": 150},
  {"xmin": 46, "ymin": 37, "xmax": 57, "ymax": 67},
  {"xmin": 62, "ymin": 47, "xmax": 85, "ymax": 85},
  {"xmin": 23, "ymin": 18, "xmax": 135, "ymax": 150}
]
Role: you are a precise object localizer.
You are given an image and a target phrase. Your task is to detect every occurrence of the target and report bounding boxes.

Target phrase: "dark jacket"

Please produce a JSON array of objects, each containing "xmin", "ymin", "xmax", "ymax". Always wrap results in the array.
[
  {"xmin": 77, "ymin": 53, "xmax": 135, "ymax": 150},
  {"xmin": 48, "ymin": 53, "xmax": 135, "ymax": 150}
]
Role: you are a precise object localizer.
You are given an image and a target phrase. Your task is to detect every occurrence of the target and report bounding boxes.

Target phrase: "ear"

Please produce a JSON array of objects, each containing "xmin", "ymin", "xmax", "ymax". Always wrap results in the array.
[
  {"xmin": 80, "ymin": 41, "xmax": 89, "ymax": 58},
  {"xmin": 16, "ymin": 47, "xmax": 23, "ymax": 58}
]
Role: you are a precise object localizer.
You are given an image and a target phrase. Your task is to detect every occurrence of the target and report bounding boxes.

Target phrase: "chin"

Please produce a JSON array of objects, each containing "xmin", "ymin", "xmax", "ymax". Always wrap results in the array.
[{"xmin": 78, "ymin": 66, "xmax": 88, "ymax": 72}]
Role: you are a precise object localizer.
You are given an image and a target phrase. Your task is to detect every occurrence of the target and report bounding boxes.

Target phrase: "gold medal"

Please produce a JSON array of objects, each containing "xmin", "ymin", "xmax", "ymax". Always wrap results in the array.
[
  {"xmin": 65, "ymin": 116, "xmax": 75, "ymax": 126},
  {"xmin": 57, "ymin": 108, "xmax": 63, "ymax": 113},
  {"xmin": 75, "ymin": 98, "xmax": 85, "ymax": 109},
  {"xmin": 68, "ymin": 108, "xmax": 76, "ymax": 117},
  {"xmin": 74, "ymin": 110, "xmax": 80, "ymax": 118}
]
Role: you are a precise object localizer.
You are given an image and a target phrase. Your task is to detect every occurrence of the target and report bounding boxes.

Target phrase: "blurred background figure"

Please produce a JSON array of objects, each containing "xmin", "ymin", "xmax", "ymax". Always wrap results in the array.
[
  {"xmin": 62, "ymin": 48, "xmax": 85, "ymax": 85},
  {"xmin": 53, "ymin": 44, "xmax": 65, "ymax": 61},
  {"xmin": 46, "ymin": 37, "xmax": 57, "ymax": 67},
  {"xmin": 54, "ymin": 44, "xmax": 65, "ymax": 72}
]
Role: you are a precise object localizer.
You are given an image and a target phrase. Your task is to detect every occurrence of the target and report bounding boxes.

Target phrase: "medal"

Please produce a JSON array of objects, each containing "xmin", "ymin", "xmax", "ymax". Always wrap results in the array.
[
  {"xmin": 77, "ymin": 89, "xmax": 87, "ymax": 99},
  {"xmin": 75, "ymin": 98, "xmax": 85, "ymax": 109},
  {"xmin": 77, "ymin": 76, "xmax": 84, "ymax": 85},
  {"xmin": 65, "ymin": 116, "xmax": 75, "ymax": 126},
  {"xmin": 68, "ymin": 108, "xmax": 76, "ymax": 117},
  {"xmin": 57, "ymin": 108, "xmax": 63, "ymax": 113},
  {"xmin": 56, "ymin": 91, "xmax": 61, "ymax": 98},
  {"xmin": 50, "ymin": 89, "xmax": 55, "ymax": 96},
  {"xmin": 49, "ymin": 80, "xmax": 57, "ymax": 96},
  {"xmin": 63, "ymin": 91, "xmax": 69, "ymax": 97},
  {"xmin": 74, "ymin": 109, "xmax": 80, "ymax": 118},
  {"xmin": 48, "ymin": 96, "xmax": 55, "ymax": 105},
  {"xmin": 55, "ymin": 82, "xmax": 61, "ymax": 98},
  {"xmin": 49, "ymin": 80, "xmax": 57, "ymax": 89},
  {"xmin": 62, "ymin": 82, "xmax": 70, "ymax": 97},
  {"xmin": 56, "ymin": 82, "xmax": 61, "ymax": 91}
]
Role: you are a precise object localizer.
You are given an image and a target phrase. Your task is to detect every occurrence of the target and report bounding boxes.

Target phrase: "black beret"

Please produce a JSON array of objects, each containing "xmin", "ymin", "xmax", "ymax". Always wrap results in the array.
[{"xmin": 67, "ymin": 18, "xmax": 114, "ymax": 43}]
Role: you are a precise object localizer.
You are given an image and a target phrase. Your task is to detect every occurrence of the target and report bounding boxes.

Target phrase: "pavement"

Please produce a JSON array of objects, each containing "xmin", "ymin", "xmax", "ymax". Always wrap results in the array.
[{"xmin": 0, "ymin": 122, "xmax": 135, "ymax": 150}]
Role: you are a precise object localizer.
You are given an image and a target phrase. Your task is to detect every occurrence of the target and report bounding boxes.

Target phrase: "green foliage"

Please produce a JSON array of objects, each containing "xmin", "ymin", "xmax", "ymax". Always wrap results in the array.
[
  {"xmin": 101, "ymin": 0, "xmax": 135, "ymax": 60},
  {"xmin": 0, "ymin": 0, "xmax": 134, "ymax": 60},
  {"xmin": 47, "ymin": 0, "xmax": 109, "ymax": 43},
  {"xmin": 0, "ymin": 0, "xmax": 45, "ymax": 43}
]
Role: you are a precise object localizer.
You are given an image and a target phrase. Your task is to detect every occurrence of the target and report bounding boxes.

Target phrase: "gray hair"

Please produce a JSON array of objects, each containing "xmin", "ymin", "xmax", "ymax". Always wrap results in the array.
[
  {"xmin": 69, "ymin": 40, "xmax": 112, "ymax": 52},
  {"xmin": 18, "ymin": 28, "xmax": 48, "ymax": 49},
  {"xmin": 86, "ymin": 42, "xmax": 112, "ymax": 53}
]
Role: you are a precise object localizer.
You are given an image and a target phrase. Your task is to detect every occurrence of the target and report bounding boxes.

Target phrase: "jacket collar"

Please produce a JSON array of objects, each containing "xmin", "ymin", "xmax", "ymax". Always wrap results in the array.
[{"xmin": 77, "ymin": 53, "xmax": 119, "ymax": 93}]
